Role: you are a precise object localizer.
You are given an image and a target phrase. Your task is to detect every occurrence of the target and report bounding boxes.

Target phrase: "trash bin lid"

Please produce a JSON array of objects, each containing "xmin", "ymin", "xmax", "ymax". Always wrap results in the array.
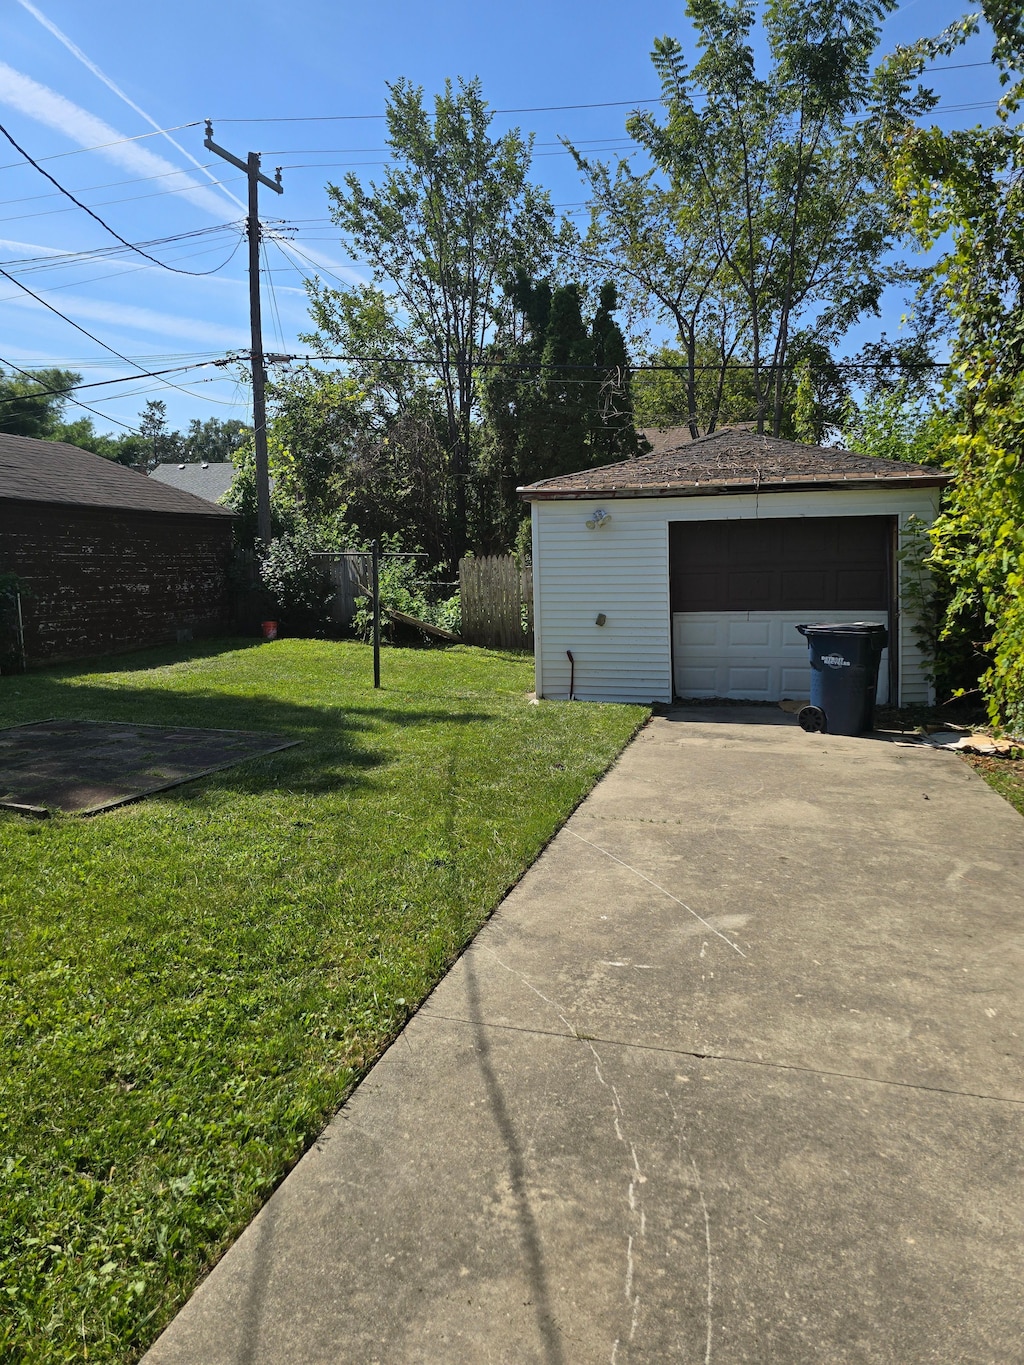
[{"xmin": 796, "ymin": 621, "xmax": 887, "ymax": 636}]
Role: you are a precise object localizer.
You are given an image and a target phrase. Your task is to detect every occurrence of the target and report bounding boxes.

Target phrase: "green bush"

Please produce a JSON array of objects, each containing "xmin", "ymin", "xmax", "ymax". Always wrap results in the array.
[
  {"xmin": 259, "ymin": 530, "xmax": 333, "ymax": 628},
  {"xmin": 352, "ymin": 553, "xmax": 460, "ymax": 644}
]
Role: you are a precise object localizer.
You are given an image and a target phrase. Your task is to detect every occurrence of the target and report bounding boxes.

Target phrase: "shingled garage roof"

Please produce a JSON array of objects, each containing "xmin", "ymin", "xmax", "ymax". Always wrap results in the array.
[
  {"xmin": 0, "ymin": 433, "xmax": 234, "ymax": 517},
  {"xmin": 150, "ymin": 460, "xmax": 236, "ymax": 505},
  {"xmin": 519, "ymin": 427, "xmax": 950, "ymax": 499}
]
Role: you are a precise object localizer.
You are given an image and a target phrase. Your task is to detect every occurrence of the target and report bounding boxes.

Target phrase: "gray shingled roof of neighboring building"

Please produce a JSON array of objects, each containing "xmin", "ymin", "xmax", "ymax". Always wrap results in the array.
[
  {"xmin": 0, "ymin": 433, "xmax": 234, "ymax": 516},
  {"xmin": 150, "ymin": 461, "xmax": 236, "ymax": 505},
  {"xmin": 520, "ymin": 427, "xmax": 950, "ymax": 499}
]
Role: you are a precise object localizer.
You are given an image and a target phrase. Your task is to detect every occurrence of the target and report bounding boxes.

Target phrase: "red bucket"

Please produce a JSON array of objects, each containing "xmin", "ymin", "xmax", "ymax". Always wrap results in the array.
[{"xmin": 261, "ymin": 621, "xmax": 278, "ymax": 640}]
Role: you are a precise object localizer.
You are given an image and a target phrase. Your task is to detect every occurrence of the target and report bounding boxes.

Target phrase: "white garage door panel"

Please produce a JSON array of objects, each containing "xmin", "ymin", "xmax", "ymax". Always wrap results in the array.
[
  {"xmin": 727, "ymin": 619, "xmax": 771, "ymax": 647},
  {"xmin": 677, "ymin": 665, "xmax": 719, "ymax": 692},
  {"xmin": 673, "ymin": 610, "xmax": 890, "ymax": 703}
]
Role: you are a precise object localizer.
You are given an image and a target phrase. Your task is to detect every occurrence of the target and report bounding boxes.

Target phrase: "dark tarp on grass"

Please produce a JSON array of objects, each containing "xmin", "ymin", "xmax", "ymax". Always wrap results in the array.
[{"xmin": 0, "ymin": 719, "xmax": 299, "ymax": 815}]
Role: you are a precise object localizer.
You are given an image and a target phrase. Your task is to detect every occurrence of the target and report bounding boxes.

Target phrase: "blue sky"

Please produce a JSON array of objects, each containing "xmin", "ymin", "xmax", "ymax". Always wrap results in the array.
[{"xmin": 0, "ymin": 0, "xmax": 1007, "ymax": 437}]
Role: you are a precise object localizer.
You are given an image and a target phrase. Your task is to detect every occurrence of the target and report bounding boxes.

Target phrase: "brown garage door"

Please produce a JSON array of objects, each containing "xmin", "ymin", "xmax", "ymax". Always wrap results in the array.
[{"xmin": 669, "ymin": 516, "xmax": 891, "ymax": 613}]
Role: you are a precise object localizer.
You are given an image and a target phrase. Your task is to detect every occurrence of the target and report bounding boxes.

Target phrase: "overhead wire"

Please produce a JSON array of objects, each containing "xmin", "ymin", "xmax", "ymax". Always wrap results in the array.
[
  {"xmin": 0, "ymin": 120, "xmax": 204, "ymax": 173},
  {"xmin": 264, "ymin": 135, "xmax": 636, "ymax": 156},
  {"xmin": 266, "ymin": 233, "xmax": 360, "ymax": 293},
  {"xmin": 0, "ymin": 237, "xmax": 246, "ymax": 302},
  {"xmin": 260, "ymin": 236, "xmax": 286, "ymax": 351},
  {"xmin": 0, "ymin": 350, "xmax": 136, "ymax": 429},
  {"xmin": 259, "ymin": 349, "xmax": 949, "ymax": 375},
  {"xmin": 0, "ymin": 224, "xmax": 243, "ymax": 275},
  {"xmin": 0, "ymin": 120, "xmax": 244, "ymax": 276},
  {"xmin": 0, "ymin": 359, "xmax": 230, "ymax": 407},
  {"xmin": 0, "ymin": 169, "xmax": 248, "ymax": 233},
  {"xmin": 207, "ymin": 61, "xmax": 996, "ymax": 126},
  {"xmin": 0, "ymin": 264, "xmax": 243, "ymax": 405},
  {"xmin": 0, "ymin": 159, "xmax": 225, "ymax": 210},
  {"xmin": 0, "ymin": 55, "xmax": 990, "ymax": 431},
  {"xmin": 0, "ymin": 54, "xmax": 998, "ymax": 177}
]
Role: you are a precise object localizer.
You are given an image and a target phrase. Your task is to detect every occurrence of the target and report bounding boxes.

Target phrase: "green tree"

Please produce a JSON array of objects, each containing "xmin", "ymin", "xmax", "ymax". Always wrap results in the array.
[
  {"xmin": 892, "ymin": 1, "xmax": 1024, "ymax": 729},
  {"xmin": 632, "ymin": 342, "xmax": 758, "ymax": 429},
  {"xmin": 136, "ymin": 399, "xmax": 180, "ymax": 471},
  {"xmin": 841, "ymin": 382, "xmax": 950, "ymax": 466},
  {"xmin": 43, "ymin": 416, "xmax": 121, "ymax": 459},
  {"xmin": 581, "ymin": 0, "xmax": 937, "ymax": 437},
  {"xmin": 590, "ymin": 283, "xmax": 643, "ymax": 462},
  {"xmin": 267, "ymin": 368, "xmax": 359, "ymax": 521},
  {"xmin": 569, "ymin": 137, "xmax": 737, "ymax": 438},
  {"xmin": 0, "ymin": 367, "xmax": 79, "ymax": 438},
  {"xmin": 306, "ymin": 77, "xmax": 555, "ymax": 562},
  {"xmin": 180, "ymin": 418, "xmax": 250, "ymax": 464},
  {"xmin": 479, "ymin": 276, "xmax": 642, "ymax": 548},
  {"xmin": 538, "ymin": 283, "xmax": 597, "ymax": 471},
  {"xmin": 299, "ymin": 286, "xmax": 456, "ymax": 561}
]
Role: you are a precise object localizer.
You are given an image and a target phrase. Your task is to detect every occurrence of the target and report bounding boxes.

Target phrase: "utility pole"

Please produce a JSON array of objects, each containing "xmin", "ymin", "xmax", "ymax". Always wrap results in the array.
[{"xmin": 204, "ymin": 122, "xmax": 282, "ymax": 547}]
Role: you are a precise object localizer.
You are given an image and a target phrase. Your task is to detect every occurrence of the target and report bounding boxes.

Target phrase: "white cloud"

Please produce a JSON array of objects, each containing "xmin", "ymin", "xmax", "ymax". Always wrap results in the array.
[
  {"xmin": 14, "ymin": 0, "xmax": 248, "ymax": 213},
  {"xmin": 3, "ymin": 287, "xmax": 248, "ymax": 347},
  {"xmin": 0, "ymin": 237, "xmax": 68, "ymax": 257},
  {"xmin": 0, "ymin": 236, "xmax": 245, "ymax": 289},
  {"xmin": 0, "ymin": 62, "xmax": 239, "ymax": 220}
]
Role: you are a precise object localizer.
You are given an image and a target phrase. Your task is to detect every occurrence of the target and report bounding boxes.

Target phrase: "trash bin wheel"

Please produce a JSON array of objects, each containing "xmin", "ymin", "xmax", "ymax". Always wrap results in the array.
[{"xmin": 798, "ymin": 705, "xmax": 827, "ymax": 733}]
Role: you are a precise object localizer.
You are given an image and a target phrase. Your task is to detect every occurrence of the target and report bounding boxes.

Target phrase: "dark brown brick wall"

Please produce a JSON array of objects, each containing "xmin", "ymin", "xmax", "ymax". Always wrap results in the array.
[{"xmin": 0, "ymin": 500, "xmax": 235, "ymax": 666}]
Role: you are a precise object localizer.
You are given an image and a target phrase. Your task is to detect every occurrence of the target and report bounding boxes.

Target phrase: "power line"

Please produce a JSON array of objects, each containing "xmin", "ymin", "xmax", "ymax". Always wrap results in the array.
[
  {"xmin": 0, "ymin": 240, "xmax": 245, "ymax": 301},
  {"xmin": 0, "ymin": 238, "xmax": 246, "ymax": 298},
  {"xmin": 267, "ymin": 233, "xmax": 357, "ymax": 292},
  {"xmin": 0, "ymin": 53, "xmax": 998, "ymax": 180},
  {"xmin": 0, "ymin": 223, "xmax": 241, "ymax": 271},
  {"xmin": 0, "ymin": 360, "xmax": 225, "ymax": 408},
  {"xmin": 0, "ymin": 121, "xmax": 203, "ymax": 173},
  {"xmin": 0, "ymin": 119, "xmax": 244, "ymax": 275},
  {"xmin": 0, "ymin": 350, "xmax": 135, "ymax": 430},
  {"xmin": 208, "ymin": 61, "xmax": 996, "ymax": 127},
  {"xmin": 7, "ymin": 349, "xmax": 229, "ymax": 367},
  {"xmin": 0, "ymin": 264, "xmax": 240, "ymax": 404},
  {"xmin": 266, "ymin": 350, "xmax": 950, "ymax": 374},
  {"xmin": 0, "ymin": 160, "xmax": 224, "ymax": 210},
  {"xmin": 263, "ymin": 136, "xmax": 636, "ymax": 156},
  {"xmin": 0, "ymin": 174, "xmax": 248, "ymax": 228}
]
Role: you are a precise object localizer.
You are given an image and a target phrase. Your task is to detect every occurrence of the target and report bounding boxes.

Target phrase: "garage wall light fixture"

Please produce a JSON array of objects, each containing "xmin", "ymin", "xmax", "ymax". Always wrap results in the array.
[{"xmin": 585, "ymin": 508, "xmax": 611, "ymax": 529}]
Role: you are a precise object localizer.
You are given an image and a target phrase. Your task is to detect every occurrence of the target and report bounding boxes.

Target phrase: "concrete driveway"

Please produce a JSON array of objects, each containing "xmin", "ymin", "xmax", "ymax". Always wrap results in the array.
[{"xmin": 145, "ymin": 709, "xmax": 1024, "ymax": 1364}]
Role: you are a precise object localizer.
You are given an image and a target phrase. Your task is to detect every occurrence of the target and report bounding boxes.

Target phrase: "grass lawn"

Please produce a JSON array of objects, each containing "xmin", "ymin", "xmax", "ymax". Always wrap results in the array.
[
  {"xmin": 961, "ymin": 751, "xmax": 1024, "ymax": 818},
  {"xmin": 0, "ymin": 639, "xmax": 648, "ymax": 1363}
]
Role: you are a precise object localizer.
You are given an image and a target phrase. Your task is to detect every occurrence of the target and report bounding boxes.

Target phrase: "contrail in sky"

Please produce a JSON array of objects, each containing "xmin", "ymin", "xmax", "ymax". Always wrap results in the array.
[
  {"xmin": 14, "ymin": 0, "xmax": 247, "ymax": 212},
  {"xmin": 0, "ymin": 63, "xmax": 239, "ymax": 218},
  {"xmin": 9, "ymin": 5, "xmax": 366, "ymax": 285},
  {"xmin": 5, "ymin": 285, "xmax": 247, "ymax": 348}
]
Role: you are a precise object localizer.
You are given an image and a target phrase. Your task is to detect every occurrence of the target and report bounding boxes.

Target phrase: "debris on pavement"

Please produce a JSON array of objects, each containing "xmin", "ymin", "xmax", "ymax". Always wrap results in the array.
[{"xmin": 893, "ymin": 728, "xmax": 1023, "ymax": 757}]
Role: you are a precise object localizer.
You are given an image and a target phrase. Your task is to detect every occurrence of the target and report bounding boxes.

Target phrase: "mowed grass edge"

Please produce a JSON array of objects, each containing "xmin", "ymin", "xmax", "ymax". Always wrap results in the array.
[{"xmin": 0, "ymin": 639, "xmax": 649, "ymax": 1363}]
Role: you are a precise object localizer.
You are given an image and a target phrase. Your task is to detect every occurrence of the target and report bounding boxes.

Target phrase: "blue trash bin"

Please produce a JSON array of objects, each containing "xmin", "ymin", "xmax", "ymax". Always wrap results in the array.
[{"xmin": 795, "ymin": 622, "xmax": 888, "ymax": 736}]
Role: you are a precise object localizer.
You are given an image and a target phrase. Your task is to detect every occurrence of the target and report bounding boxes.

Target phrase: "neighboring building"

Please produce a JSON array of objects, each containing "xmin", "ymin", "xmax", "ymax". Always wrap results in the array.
[
  {"xmin": 150, "ymin": 460, "xmax": 235, "ymax": 505},
  {"xmin": 0, "ymin": 433, "xmax": 235, "ymax": 667},
  {"xmin": 520, "ymin": 428, "xmax": 949, "ymax": 706}
]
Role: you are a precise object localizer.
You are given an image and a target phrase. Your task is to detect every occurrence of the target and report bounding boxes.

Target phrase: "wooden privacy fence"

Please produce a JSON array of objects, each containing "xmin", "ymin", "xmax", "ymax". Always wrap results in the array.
[
  {"xmin": 459, "ymin": 555, "xmax": 534, "ymax": 650},
  {"xmin": 316, "ymin": 553, "xmax": 373, "ymax": 626}
]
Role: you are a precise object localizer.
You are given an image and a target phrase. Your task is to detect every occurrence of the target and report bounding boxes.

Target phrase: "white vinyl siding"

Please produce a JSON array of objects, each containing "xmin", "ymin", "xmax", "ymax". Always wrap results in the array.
[
  {"xmin": 530, "ymin": 487, "xmax": 941, "ymax": 706},
  {"xmin": 531, "ymin": 497, "xmax": 672, "ymax": 703}
]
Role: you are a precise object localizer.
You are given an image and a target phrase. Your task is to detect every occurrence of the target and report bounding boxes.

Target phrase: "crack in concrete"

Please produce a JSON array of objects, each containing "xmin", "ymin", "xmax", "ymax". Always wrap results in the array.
[
  {"xmin": 476, "ymin": 946, "xmax": 648, "ymax": 1360},
  {"xmin": 691, "ymin": 1156, "xmax": 714, "ymax": 1365},
  {"xmin": 419, "ymin": 1010, "xmax": 1024, "ymax": 1106},
  {"xmin": 565, "ymin": 828, "xmax": 746, "ymax": 957}
]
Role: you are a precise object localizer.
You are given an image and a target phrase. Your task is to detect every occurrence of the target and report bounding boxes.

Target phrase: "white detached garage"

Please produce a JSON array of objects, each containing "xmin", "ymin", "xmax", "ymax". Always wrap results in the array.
[{"xmin": 520, "ymin": 428, "xmax": 949, "ymax": 707}]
